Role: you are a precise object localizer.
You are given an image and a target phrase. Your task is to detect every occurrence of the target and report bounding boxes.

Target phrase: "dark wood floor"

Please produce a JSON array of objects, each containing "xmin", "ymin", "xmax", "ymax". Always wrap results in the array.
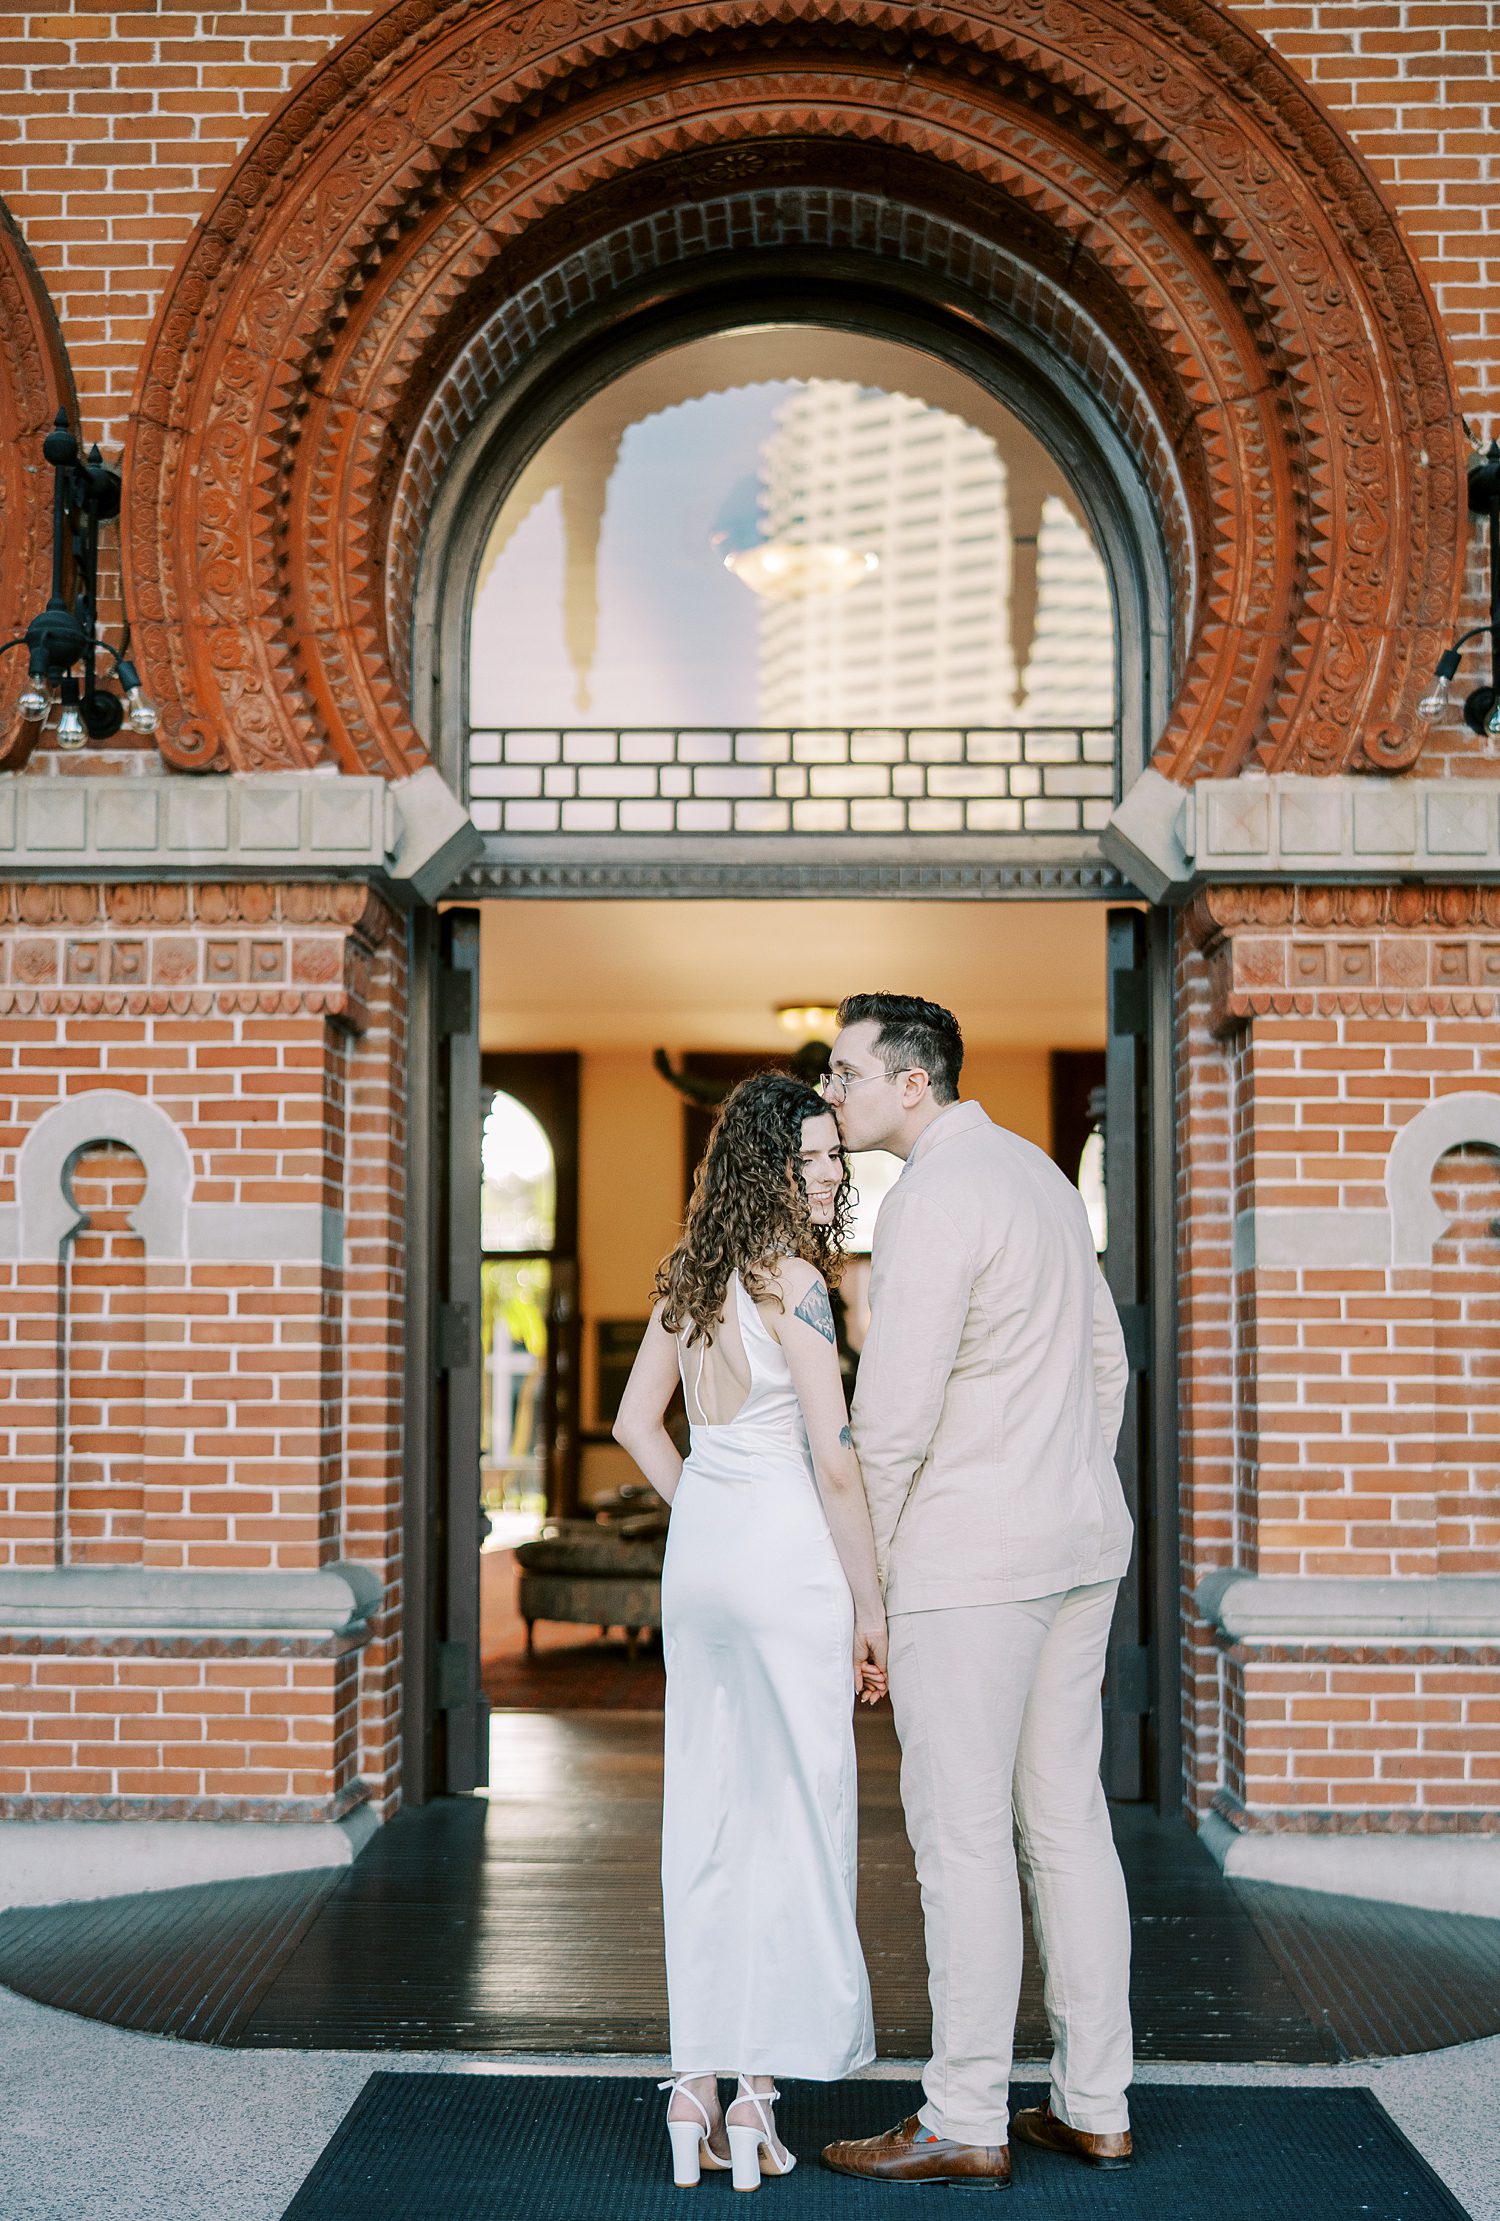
[{"xmin": 3, "ymin": 1711, "xmax": 1500, "ymax": 2060}]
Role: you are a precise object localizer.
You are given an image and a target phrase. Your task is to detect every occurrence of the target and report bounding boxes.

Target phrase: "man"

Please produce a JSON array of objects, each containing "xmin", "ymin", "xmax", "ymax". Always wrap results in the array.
[{"xmin": 820, "ymin": 991, "xmax": 1134, "ymax": 2191}]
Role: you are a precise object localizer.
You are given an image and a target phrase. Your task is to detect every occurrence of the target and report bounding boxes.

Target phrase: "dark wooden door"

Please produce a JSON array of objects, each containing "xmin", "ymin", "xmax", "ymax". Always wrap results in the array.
[
  {"xmin": 1099, "ymin": 906, "xmax": 1179, "ymax": 1808},
  {"xmin": 403, "ymin": 906, "xmax": 489, "ymax": 1803}
]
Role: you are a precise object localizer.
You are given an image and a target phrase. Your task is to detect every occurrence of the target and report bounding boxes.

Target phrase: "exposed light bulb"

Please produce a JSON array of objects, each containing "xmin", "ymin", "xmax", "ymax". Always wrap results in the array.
[
  {"xmin": 1416, "ymin": 676, "xmax": 1449, "ymax": 721},
  {"xmin": 126, "ymin": 685, "xmax": 158, "ymax": 734},
  {"xmin": 1487, "ymin": 695, "xmax": 1500, "ymax": 739},
  {"xmin": 55, "ymin": 700, "xmax": 86, "ymax": 748},
  {"xmin": 17, "ymin": 680, "xmax": 50, "ymax": 723}
]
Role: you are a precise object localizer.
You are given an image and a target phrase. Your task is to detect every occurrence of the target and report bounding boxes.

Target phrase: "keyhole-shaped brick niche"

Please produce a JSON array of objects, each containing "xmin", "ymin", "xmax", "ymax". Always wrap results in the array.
[
  {"xmin": 61, "ymin": 1143, "xmax": 146, "ymax": 1567},
  {"xmin": 1431, "ymin": 1145, "xmax": 1500, "ymax": 1584}
]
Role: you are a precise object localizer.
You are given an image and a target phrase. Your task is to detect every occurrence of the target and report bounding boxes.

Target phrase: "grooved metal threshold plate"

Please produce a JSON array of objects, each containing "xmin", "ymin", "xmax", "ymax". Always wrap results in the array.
[{"xmin": 2, "ymin": 1714, "xmax": 1497, "ymax": 2061}]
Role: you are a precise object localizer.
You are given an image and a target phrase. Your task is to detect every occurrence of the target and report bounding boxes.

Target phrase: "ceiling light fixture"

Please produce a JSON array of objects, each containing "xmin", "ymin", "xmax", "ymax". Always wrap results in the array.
[{"xmin": 723, "ymin": 542, "xmax": 879, "ymax": 602}]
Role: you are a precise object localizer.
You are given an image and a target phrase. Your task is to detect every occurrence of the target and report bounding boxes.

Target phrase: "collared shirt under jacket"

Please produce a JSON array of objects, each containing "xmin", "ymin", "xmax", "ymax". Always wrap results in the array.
[{"xmin": 850, "ymin": 1100, "xmax": 1133, "ymax": 1614}]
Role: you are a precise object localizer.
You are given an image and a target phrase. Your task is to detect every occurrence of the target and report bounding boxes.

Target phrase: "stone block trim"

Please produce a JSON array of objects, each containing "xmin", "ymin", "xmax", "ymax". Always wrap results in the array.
[
  {"xmin": 0, "ymin": 880, "xmax": 410, "ymax": 1820},
  {"xmin": 0, "ymin": 768, "xmax": 481, "ymax": 903},
  {"xmin": 1106, "ymin": 773, "xmax": 1500, "ymax": 903}
]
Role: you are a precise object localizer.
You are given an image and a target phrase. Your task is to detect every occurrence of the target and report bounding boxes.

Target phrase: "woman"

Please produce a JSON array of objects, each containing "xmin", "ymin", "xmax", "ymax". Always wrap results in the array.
[{"xmin": 613, "ymin": 1072, "xmax": 887, "ymax": 2192}]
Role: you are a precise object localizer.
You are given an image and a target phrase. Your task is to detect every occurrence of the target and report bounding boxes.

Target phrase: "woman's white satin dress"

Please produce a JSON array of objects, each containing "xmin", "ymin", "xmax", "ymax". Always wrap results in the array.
[{"xmin": 661, "ymin": 1272, "xmax": 876, "ymax": 2079}]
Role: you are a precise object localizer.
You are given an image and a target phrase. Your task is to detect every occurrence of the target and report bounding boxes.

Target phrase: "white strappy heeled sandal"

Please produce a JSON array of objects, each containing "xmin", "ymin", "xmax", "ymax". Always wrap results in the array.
[
  {"xmin": 659, "ymin": 2074, "xmax": 732, "ymax": 2187},
  {"xmin": 726, "ymin": 2077, "xmax": 796, "ymax": 2191}
]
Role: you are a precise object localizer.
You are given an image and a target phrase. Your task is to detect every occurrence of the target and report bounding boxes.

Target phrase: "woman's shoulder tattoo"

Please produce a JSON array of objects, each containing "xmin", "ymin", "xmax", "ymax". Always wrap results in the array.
[{"xmin": 793, "ymin": 1280, "xmax": 836, "ymax": 1344}]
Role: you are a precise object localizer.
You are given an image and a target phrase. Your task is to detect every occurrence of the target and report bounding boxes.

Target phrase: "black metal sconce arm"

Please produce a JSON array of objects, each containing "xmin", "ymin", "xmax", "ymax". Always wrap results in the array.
[
  {"xmin": 1419, "ymin": 442, "xmax": 1500, "ymax": 739},
  {"xmin": 0, "ymin": 408, "xmax": 156, "ymax": 749}
]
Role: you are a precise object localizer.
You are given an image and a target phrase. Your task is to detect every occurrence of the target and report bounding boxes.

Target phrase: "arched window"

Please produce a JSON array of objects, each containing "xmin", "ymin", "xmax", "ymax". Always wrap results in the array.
[
  {"xmin": 465, "ymin": 324, "xmax": 1120, "ymax": 852},
  {"xmin": 480, "ymin": 1090, "xmax": 556, "ymax": 1526}
]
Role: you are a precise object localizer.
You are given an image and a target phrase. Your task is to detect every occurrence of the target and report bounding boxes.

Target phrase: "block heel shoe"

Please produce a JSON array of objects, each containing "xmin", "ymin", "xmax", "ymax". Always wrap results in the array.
[
  {"xmin": 659, "ymin": 2075, "xmax": 732, "ymax": 2188},
  {"xmin": 726, "ymin": 2079, "xmax": 796, "ymax": 2191}
]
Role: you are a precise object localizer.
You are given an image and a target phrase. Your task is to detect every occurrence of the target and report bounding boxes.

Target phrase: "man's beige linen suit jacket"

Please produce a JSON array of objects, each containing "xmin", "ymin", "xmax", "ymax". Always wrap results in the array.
[{"xmin": 850, "ymin": 1100, "xmax": 1132, "ymax": 1614}]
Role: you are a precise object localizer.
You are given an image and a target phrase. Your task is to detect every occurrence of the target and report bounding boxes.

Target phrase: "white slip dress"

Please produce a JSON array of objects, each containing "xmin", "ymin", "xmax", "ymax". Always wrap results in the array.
[{"xmin": 660, "ymin": 1271, "xmax": 876, "ymax": 2079}]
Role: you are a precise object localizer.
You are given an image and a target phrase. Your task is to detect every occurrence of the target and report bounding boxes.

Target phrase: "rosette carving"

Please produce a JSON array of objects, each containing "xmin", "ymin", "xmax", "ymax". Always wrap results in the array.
[
  {"xmin": 125, "ymin": 0, "xmax": 1463, "ymax": 780},
  {"xmin": 0, "ymin": 199, "xmax": 77, "ymax": 771}
]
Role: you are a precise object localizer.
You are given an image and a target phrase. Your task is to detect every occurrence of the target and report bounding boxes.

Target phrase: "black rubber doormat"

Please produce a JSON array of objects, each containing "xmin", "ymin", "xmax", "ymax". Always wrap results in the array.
[{"xmin": 279, "ymin": 2074, "xmax": 1469, "ymax": 2220}]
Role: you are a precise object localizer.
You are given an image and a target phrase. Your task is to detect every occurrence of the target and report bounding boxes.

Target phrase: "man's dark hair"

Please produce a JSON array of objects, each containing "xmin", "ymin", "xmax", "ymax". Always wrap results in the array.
[{"xmin": 836, "ymin": 991, "xmax": 964, "ymax": 1105}]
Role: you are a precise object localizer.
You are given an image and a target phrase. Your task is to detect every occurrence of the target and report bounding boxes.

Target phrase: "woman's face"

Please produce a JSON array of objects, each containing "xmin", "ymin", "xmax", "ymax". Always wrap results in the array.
[{"xmin": 798, "ymin": 1111, "xmax": 845, "ymax": 1227}]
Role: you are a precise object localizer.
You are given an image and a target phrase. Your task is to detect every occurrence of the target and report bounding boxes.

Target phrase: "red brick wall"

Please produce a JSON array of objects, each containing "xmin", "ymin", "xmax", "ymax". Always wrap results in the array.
[
  {"xmin": 0, "ymin": 2, "xmax": 1493, "ymax": 451},
  {"xmin": 0, "ymin": 882, "xmax": 408, "ymax": 1818},
  {"xmin": 1178, "ymin": 892, "xmax": 1500, "ymax": 1832},
  {"xmin": 1, "ymin": 1, "xmax": 1496, "ymax": 1829}
]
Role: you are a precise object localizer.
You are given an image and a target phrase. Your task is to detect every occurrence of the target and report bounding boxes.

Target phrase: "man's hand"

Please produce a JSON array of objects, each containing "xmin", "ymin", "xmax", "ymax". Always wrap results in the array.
[{"xmin": 854, "ymin": 1612, "xmax": 889, "ymax": 1705}]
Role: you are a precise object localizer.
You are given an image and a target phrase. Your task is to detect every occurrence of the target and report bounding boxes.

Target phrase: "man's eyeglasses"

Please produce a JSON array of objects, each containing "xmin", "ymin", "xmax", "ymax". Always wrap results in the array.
[{"xmin": 818, "ymin": 1065, "xmax": 916, "ymax": 1103}]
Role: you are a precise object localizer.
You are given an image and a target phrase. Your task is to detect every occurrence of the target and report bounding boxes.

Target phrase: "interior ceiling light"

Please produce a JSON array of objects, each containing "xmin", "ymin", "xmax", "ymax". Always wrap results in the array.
[
  {"xmin": 776, "ymin": 1003, "xmax": 840, "ymax": 1035},
  {"xmin": 723, "ymin": 542, "xmax": 879, "ymax": 601}
]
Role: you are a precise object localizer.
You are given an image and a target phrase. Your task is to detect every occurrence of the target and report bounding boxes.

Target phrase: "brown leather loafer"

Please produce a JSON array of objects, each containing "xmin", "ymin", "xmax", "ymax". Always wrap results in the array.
[
  {"xmin": 1010, "ymin": 2103, "xmax": 1132, "ymax": 2169},
  {"xmin": 822, "ymin": 2113, "xmax": 1011, "ymax": 2188}
]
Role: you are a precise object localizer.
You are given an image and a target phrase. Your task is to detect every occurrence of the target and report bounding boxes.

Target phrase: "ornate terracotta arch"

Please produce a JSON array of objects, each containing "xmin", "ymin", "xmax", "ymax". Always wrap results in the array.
[
  {"xmin": 127, "ymin": 0, "xmax": 1463, "ymax": 781},
  {"xmin": 0, "ymin": 198, "xmax": 76, "ymax": 768}
]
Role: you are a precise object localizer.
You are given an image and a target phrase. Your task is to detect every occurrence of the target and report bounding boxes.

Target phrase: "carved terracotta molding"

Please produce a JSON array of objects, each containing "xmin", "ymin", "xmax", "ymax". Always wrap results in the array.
[
  {"xmin": 1185, "ymin": 882, "xmax": 1500, "ymax": 1034},
  {"xmin": 0, "ymin": 879, "xmax": 395, "ymax": 1031},
  {"xmin": 0, "ymin": 879, "xmax": 396, "ymax": 939},
  {"xmin": 0, "ymin": 199, "xmax": 76, "ymax": 771},
  {"xmin": 126, "ymin": 0, "xmax": 1463, "ymax": 781}
]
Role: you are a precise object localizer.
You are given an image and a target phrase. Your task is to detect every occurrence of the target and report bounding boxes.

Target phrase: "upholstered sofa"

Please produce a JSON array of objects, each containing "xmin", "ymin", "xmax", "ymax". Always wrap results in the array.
[{"xmin": 514, "ymin": 1512, "xmax": 667, "ymax": 1661}]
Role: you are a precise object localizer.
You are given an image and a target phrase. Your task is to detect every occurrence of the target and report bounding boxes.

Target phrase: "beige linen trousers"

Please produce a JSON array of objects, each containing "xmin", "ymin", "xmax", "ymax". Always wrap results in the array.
[{"xmin": 850, "ymin": 1101, "xmax": 1134, "ymax": 2145}]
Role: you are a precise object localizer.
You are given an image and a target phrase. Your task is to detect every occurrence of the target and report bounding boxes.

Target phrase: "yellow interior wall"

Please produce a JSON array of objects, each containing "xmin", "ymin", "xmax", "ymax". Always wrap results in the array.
[
  {"xmin": 574, "ymin": 1044, "xmax": 1055, "ymax": 1501},
  {"xmin": 956, "ymin": 1048, "xmax": 1052, "ymax": 1152},
  {"xmin": 577, "ymin": 1051, "xmax": 684, "ymax": 1499}
]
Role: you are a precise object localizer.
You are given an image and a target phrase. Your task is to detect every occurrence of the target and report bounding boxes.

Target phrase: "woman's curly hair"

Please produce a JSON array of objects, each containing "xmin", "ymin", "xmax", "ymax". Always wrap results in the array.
[{"xmin": 655, "ymin": 1071, "xmax": 851, "ymax": 1342}]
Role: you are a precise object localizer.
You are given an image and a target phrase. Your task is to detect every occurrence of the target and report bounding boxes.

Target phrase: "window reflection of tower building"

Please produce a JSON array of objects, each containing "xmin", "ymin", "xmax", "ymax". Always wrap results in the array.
[
  {"xmin": 754, "ymin": 382, "xmax": 1113, "ymax": 728},
  {"xmin": 1017, "ymin": 494, "xmax": 1115, "ymax": 725},
  {"xmin": 757, "ymin": 385, "xmax": 1016, "ymax": 726}
]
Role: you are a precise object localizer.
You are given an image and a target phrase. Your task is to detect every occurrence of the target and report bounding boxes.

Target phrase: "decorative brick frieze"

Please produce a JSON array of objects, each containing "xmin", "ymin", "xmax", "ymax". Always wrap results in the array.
[
  {"xmin": 1186, "ymin": 885, "xmax": 1500, "ymax": 1034},
  {"xmin": 0, "ymin": 876, "xmax": 394, "ymax": 1033}
]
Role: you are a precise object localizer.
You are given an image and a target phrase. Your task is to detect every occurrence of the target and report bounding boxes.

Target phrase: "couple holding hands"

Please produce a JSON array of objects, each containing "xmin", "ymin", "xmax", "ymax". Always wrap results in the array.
[{"xmin": 615, "ymin": 991, "xmax": 1135, "ymax": 2193}]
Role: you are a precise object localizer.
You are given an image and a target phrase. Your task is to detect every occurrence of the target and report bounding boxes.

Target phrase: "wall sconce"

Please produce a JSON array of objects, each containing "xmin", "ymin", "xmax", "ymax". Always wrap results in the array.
[
  {"xmin": 2, "ymin": 409, "xmax": 156, "ymax": 749},
  {"xmin": 1419, "ymin": 441, "xmax": 1500, "ymax": 737}
]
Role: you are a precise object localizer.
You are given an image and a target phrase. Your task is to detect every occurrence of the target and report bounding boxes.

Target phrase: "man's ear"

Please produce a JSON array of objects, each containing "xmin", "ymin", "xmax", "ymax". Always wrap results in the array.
[{"xmin": 904, "ymin": 1068, "xmax": 932, "ymax": 1107}]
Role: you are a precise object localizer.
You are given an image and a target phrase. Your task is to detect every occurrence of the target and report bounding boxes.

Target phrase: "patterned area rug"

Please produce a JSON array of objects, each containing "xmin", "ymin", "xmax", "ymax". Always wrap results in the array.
[{"xmin": 481, "ymin": 1546, "xmax": 665, "ymax": 1710}]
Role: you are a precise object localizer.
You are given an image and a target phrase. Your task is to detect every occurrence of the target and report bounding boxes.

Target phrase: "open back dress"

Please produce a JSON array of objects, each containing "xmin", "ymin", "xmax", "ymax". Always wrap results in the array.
[{"xmin": 660, "ymin": 1269, "xmax": 875, "ymax": 2079}]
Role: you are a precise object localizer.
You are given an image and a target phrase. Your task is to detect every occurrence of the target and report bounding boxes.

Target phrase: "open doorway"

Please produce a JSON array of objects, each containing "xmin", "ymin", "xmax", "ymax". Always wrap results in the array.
[
  {"xmin": 408, "ymin": 298, "xmax": 1176, "ymax": 1811},
  {"xmin": 464, "ymin": 897, "xmax": 1162, "ymax": 1747}
]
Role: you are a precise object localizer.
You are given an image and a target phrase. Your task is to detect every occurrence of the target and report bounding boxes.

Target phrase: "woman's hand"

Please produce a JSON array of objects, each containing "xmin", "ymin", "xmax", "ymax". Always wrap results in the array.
[{"xmin": 854, "ymin": 1613, "xmax": 888, "ymax": 1706}]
